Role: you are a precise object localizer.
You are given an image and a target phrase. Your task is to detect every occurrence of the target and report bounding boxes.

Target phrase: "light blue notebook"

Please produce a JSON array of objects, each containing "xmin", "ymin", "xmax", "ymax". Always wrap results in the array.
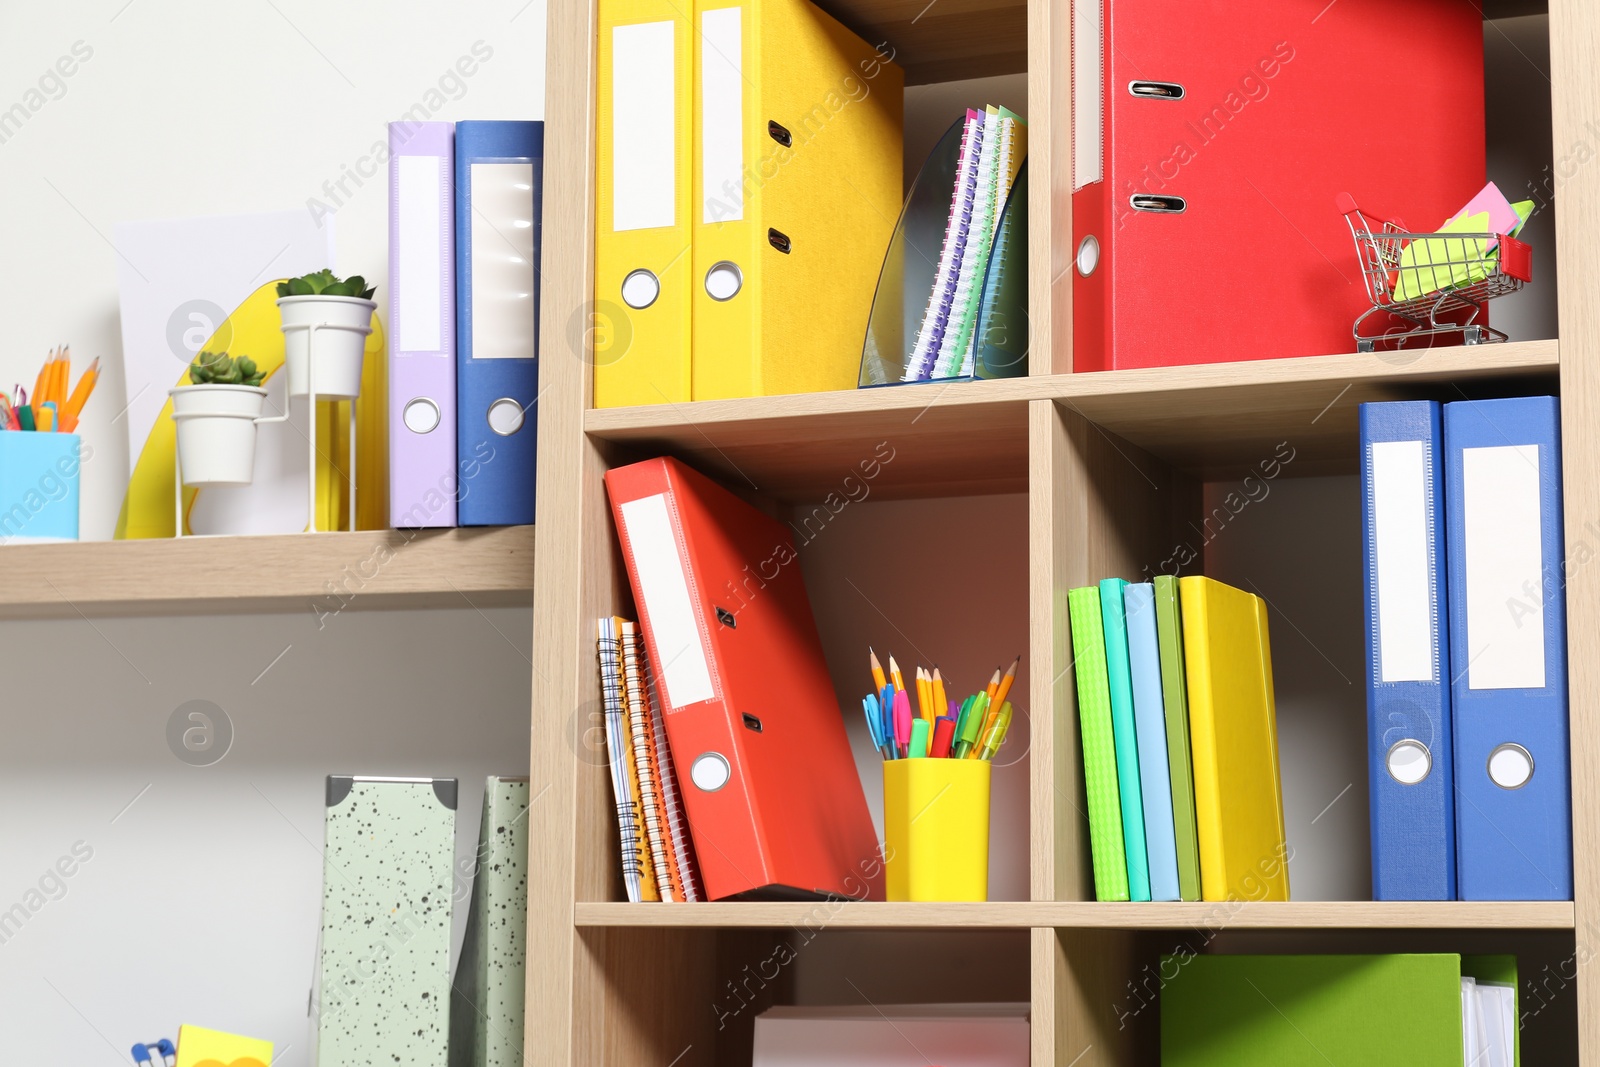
[
  {"xmin": 1124, "ymin": 583, "xmax": 1182, "ymax": 901},
  {"xmin": 1099, "ymin": 578, "xmax": 1150, "ymax": 901}
]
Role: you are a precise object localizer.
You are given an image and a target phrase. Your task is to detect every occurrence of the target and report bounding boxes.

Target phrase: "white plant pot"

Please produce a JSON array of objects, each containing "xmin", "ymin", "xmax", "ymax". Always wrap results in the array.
[
  {"xmin": 170, "ymin": 384, "xmax": 268, "ymax": 486},
  {"xmin": 277, "ymin": 295, "xmax": 375, "ymax": 399}
]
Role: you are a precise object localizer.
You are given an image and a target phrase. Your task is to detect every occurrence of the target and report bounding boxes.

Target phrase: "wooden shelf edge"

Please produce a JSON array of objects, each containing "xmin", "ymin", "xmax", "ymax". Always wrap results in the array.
[
  {"xmin": 0, "ymin": 526, "xmax": 536, "ymax": 619},
  {"xmin": 581, "ymin": 339, "xmax": 1559, "ymax": 437},
  {"xmin": 573, "ymin": 898, "xmax": 1574, "ymax": 930}
]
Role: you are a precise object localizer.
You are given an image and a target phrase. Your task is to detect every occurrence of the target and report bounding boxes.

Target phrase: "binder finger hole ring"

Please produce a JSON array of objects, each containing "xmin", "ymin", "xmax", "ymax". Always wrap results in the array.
[
  {"xmin": 705, "ymin": 261, "xmax": 743, "ymax": 301},
  {"xmin": 621, "ymin": 268, "xmax": 660, "ymax": 309},
  {"xmin": 1487, "ymin": 743, "xmax": 1534, "ymax": 790},
  {"xmin": 487, "ymin": 397, "xmax": 526, "ymax": 436},
  {"xmin": 1385, "ymin": 739, "xmax": 1432, "ymax": 786}
]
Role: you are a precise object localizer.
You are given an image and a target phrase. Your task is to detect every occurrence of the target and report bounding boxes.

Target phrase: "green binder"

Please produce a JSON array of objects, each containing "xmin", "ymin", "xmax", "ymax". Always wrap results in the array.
[
  {"xmin": 451, "ymin": 777, "xmax": 531, "ymax": 1066},
  {"xmin": 1153, "ymin": 575, "xmax": 1202, "ymax": 902},
  {"xmin": 1162, "ymin": 954, "xmax": 1513, "ymax": 1066},
  {"xmin": 1067, "ymin": 585, "xmax": 1129, "ymax": 901},
  {"xmin": 315, "ymin": 776, "xmax": 457, "ymax": 1067}
]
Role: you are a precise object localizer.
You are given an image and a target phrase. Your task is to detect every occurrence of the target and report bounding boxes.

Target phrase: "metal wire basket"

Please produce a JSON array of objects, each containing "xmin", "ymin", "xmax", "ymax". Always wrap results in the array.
[{"xmin": 1337, "ymin": 192, "xmax": 1532, "ymax": 353}]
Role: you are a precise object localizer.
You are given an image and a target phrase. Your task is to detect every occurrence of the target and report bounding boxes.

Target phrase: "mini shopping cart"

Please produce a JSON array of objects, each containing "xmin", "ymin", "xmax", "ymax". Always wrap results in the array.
[{"xmin": 1337, "ymin": 192, "xmax": 1532, "ymax": 352}]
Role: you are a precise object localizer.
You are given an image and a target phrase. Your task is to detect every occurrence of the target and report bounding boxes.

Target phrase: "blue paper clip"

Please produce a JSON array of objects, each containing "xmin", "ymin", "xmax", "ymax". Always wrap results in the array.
[{"xmin": 132, "ymin": 1040, "xmax": 176, "ymax": 1066}]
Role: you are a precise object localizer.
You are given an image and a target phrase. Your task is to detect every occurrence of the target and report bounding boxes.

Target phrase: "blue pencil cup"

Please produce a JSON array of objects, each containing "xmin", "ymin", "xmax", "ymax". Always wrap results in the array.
[{"xmin": 0, "ymin": 433, "xmax": 82, "ymax": 543}]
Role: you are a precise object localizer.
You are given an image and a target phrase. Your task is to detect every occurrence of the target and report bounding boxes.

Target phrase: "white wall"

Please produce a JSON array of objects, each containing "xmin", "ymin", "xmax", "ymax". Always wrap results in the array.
[{"xmin": 0, "ymin": 2, "xmax": 543, "ymax": 1062}]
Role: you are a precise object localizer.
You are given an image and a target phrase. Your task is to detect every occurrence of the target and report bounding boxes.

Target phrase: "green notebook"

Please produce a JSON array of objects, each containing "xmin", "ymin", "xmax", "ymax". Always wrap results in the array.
[
  {"xmin": 1152, "ymin": 575, "xmax": 1202, "ymax": 902},
  {"xmin": 1067, "ymin": 585, "xmax": 1129, "ymax": 901},
  {"xmin": 1098, "ymin": 577, "xmax": 1149, "ymax": 902},
  {"xmin": 1162, "ymin": 954, "xmax": 1470, "ymax": 1066}
]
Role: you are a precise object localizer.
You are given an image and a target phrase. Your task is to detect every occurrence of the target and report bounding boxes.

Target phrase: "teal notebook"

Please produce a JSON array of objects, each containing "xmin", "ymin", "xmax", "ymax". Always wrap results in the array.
[
  {"xmin": 1099, "ymin": 577, "xmax": 1150, "ymax": 901},
  {"xmin": 1066, "ymin": 586, "xmax": 1130, "ymax": 901},
  {"xmin": 1153, "ymin": 575, "xmax": 1202, "ymax": 901}
]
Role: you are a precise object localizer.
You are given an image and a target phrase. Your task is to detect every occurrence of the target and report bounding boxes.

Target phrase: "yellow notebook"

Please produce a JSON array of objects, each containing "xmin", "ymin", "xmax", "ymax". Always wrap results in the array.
[
  {"xmin": 594, "ymin": 0, "xmax": 695, "ymax": 408},
  {"xmin": 689, "ymin": 0, "xmax": 903, "ymax": 400},
  {"xmin": 175, "ymin": 1023, "xmax": 272, "ymax": 1067},
  {"xmin": 1178, "ymin": 576, "xmax": 1289, "ymax": 903}
]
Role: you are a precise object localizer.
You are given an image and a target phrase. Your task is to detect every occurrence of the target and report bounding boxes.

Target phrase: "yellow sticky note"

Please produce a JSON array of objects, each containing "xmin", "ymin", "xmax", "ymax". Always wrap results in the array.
[
  {"xmin": 1392, "ymin": 210, "xmax": 1493, "ymax": 303},
  {"xmin": 175, "ymin": 1023, "xmax": 272, "ymax": 1067}
]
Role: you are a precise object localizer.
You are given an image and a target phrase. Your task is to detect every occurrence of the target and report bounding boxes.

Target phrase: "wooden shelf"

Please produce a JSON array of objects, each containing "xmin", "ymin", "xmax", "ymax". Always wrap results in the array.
[
  {"xmin": 813, "ymin": 0, "xmax": 1026, "ymax": 84},
  {"xmin": 1058, "ymin": 338, "xmax": 1560, "ymax": 480},
  {"xmin": 0, "ymin": 526, "xmax": 535, "ymax": 619},
  {"xmin": 585, "ymin": 375, "xmax": 1039, "ymax": 501},
  {"xmin": 574, "ymin": 899, "xmax": 1575, "ymax": 930},
  {"xmin": 584, "ymin": 340, "xmax": 1558, "ymax": 496}
]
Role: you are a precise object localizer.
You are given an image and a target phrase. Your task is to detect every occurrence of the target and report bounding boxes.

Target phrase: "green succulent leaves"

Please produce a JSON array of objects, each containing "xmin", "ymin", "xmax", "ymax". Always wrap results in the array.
[
  {"xmin": 189, "ymin": 351, "xmax": 265, "ymax": 388},
  {"xmin": 275, "ymin": 269, "xmax": 377, "ymax": 301}
]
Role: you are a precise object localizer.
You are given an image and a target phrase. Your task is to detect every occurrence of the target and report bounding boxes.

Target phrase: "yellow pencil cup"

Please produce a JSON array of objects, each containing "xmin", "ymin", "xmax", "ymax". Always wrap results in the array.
[{"xmin": 883, "ymin": 758, "xmax": 990, "ymax": 902}]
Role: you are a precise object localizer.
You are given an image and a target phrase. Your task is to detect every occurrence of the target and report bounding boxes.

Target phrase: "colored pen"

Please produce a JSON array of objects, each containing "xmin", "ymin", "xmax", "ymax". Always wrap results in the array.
[
  {"xmin": 37, "ymin": 402, "xmax": 57, "ymax": 433},
  {"xmin": 979, "ymin": 701, "xmax": 1014, "ymax": 761},
  {"xmin": 931, "ymin": 716, "xmax": 955, "ymax": 758},
  {"xmin": 954, "ymin": 692, "xmax": 989, "ymax": 759},
  {"xmin": 893, "ymin": 688, "xmax": 912, "ymax": 759},
  {"xmin": 862, "ymin": 694, "xmax": 885, "ymax": 757},
  {"xmin": 909, "ymin": 717, "xmax": 930, "ymax": 758},
  {"xmin": 952, "ymin": 694, "xmax": 975, "ymax": 750},
  {"xmin": 992, "ymin": 656, "xmax": 1020, "ymax": 712},
  {"xmin": 889, "ymin": 655, "xmax": 906, "ymax": 693},
  {"xmin": 869, "ymin": 648, "xmax": 888, "ymax": 693},
  {"xmin": 880, "ymin": 684, "xmax": 895, "ymax": 750}
]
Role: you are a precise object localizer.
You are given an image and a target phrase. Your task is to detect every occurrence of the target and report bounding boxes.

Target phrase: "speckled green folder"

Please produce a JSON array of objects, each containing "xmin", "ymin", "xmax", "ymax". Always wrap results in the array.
[
  {"xmin": 1067, "ymin": 586, "xmax": 1130, "ymax": 902},
  {"xmin": 450, "ymin": 777, "xmax": 531, "ymax": 1067},
  {"xmin": 316, "ymin": 776, "xmax": 456, "ymax": 1067}
]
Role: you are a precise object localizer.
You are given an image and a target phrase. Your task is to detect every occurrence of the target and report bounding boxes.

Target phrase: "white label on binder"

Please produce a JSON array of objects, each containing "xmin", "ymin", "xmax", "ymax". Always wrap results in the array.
[
  {"xmin": 701, "ymin": 7, "xmax": 743, "ymax": 223},
  {"xmin": 618, "ymin": 494, "xmax": 715, "ymax": 708},
  {"xmin": 469, "ymin": 162, "xmax": 537, "ymax": 359},
  {"xmin": 1072, "ymin": 0, "xmax": 1103, "ymax": 189},
  {"xmin": 396, "ymin": 155, "xmax": 444, "ymax": 353},
  {"xmin": 1371, "ymin": 440, "xmax": 1435, "ymax": 682},
  {"xmin": 613, "ymin": 20, "xmax": 676, "ymax": 232},
  {"xmin": 1463, "ymin": 444, "xmax": 1545, "ymax": 690}
]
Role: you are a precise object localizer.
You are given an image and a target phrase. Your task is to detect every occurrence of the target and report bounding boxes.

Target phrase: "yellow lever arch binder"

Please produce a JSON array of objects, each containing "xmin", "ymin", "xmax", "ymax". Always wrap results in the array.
[
  {"xmin": 595, "ymin": 0, "xmax": 695, "ymax": 408},
  {"xmin": 690, "ymin": 0, "xmax": 902, "ymax": 400}
]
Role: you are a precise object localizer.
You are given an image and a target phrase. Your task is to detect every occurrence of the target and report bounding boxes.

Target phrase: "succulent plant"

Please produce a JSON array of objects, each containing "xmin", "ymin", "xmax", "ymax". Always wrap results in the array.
[
  {"xmin": 188, "ymin": 351, "xmax": 265, "ymax": 388},
  {"xmin": 275, "ymin": 269, "xmax": 376, "ymax": 300}
]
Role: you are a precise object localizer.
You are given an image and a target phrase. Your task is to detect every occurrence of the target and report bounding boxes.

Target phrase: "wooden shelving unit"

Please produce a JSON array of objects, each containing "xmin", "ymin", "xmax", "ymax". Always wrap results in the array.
[
  {"xmin": 529, "ymin": 0, "xmax": 1596, "ymax": 1063},
  {"xmin": 0, "ymin": 526, "xmax": 535, "ymax": 619}
]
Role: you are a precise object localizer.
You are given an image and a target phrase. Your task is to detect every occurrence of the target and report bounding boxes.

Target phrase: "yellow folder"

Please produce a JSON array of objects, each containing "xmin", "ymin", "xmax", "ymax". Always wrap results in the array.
[
  {"xmin": 175, "ymin": 1023, "xmax": 272, "ymax": 1067},
  {"xmin": 594, "ymin": 0, "xmax": 694, "ymax": 408},
  {"xmin": 690, "ymin": 0, "xmax": 902, "ymax": 400},
  {"xmin": 1178, "ymin": 576, "xmax": 1289, "ymax": 903}
]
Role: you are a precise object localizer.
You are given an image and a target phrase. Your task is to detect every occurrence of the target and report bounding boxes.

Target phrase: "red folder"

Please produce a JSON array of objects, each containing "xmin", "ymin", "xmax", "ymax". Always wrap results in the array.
[
  {"xmin": 606, "ymin": 457, "xmax": 883, "ymax": 901},
  {"xmin": 1073, "ymin": 0, "xmax": 1485, "ymax": 371}
]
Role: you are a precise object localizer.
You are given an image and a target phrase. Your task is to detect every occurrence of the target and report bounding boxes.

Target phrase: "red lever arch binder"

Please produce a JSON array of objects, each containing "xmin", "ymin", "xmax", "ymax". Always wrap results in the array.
[
  {"xmin": 606, "ymin": 456, "xmax": 883, "ymax": 901},
  {"xmin": 1072, "ymin": 0, "xmax": 1486, "ymax": 371}
]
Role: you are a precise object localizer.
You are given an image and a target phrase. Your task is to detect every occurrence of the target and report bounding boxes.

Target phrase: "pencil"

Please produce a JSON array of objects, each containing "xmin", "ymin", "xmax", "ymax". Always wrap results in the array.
[
  {"xmin": 983, "ymin": 668, "xmax": 1001, "ymax": 708},
  {"xmin": 932, "ymin": 667, "xmax": 948, "ymax": 716},
  {"xmin": 888, "ymin": 655, "xmax": 905, "ymax": 693},
  {"xmin": 60, "ymin": 357, "xmax": 99, "ymax": 432},
  {"xmin": 915, "ymin": 668, "xmax": 931, "ymax": 723},
  {"xmin": 869, "ymin": 647, "xmax": 888, "ymax": 693},
  {"xmin": 991, "ymin": 656, "xmax": 1020, "ymax": 713},
  {"xmin": 31, "ymin": 351, "xmax": 52, "ymax": 417}
]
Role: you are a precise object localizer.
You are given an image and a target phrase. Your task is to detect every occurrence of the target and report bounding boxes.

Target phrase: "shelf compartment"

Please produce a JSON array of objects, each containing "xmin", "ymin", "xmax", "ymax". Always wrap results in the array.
[
  {"xmin": 813, "ymin": 0, "xmax": 1027, "ymax": 84},
  {"xmin": 575, "ymin": 899, "xmax": 1574, "ymax": 929},
  {"xmin": 0, "ymin": 526, "xmax": 535, "ymax": 619}
]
